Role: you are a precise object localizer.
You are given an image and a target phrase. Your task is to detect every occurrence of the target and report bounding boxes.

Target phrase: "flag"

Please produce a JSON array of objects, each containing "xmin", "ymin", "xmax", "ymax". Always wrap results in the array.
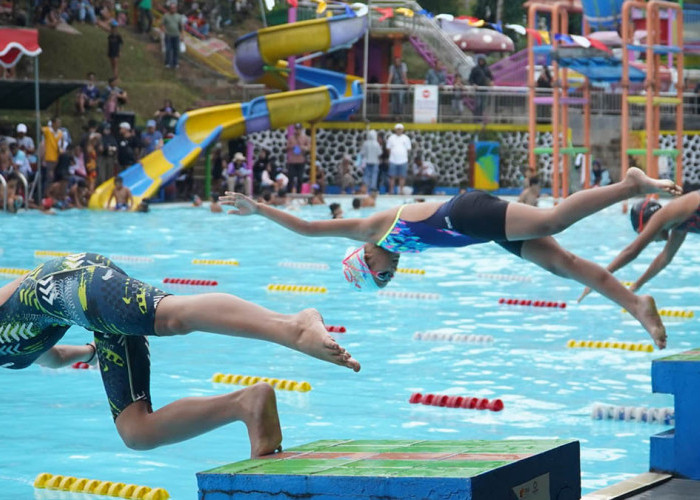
[
  {"xmin": 587, "ymin": 37, "xmax": 611, "ymax": 53},
  {"xmin": 526, "ymin": 28, "xmax": 543, "ymax": 44},
  {"xmin": 375, "ymin": 7, "xmax": 393, "ymax": 22},
  {"xmin": 417, "ymin": 9, "xmax": 433, "ymax": 19},
  {"xmin": 539, "ymin": 30, "xmax": 551, "ymax": 44},
  {"xmin": 396, "ymin": 7, "xmax": 414, "ymax": 18},
  {"xmin": 505, "ymin": 24, "xmax": 527, "ymax": 35},
  {"xmin": 570, "ymin": 35, "xmax": 591, "ymax": 48},
  {"xmin": 286, "ymin": 0, "xmax": 298, "ymax": 7},
  {"xmin": 554, "ymin": 33, "xmax": 574, "ymax": 44}
]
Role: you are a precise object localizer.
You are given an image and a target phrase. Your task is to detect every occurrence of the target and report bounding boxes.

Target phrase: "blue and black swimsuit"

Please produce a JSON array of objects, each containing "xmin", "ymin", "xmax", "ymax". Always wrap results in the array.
[
  {"xmin": 0, "ymin": 253, "xmax": 169, "ymax": 419},
  {"xmin": 377, "ymin": 191, "xmax": 523, "ymax": 256}
]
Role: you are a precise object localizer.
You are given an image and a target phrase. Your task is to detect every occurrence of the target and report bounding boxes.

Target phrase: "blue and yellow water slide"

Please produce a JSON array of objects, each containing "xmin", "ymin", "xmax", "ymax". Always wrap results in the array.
[{"xmin": 89, "ymin": 9, "xmax": 367, "ymax": 210}]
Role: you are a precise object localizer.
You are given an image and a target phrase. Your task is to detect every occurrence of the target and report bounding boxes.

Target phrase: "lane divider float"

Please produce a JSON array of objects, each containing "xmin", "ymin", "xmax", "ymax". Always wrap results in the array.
[
  {"xmin": 325, "ymin": 325, "xmax": 346, "ymax": 333},
  {"xmin": 396, "ymin": 267, "xmax": 425, "ymax": 275},
  {"xmin": 477, "ymin": 273, "xmax": 532, "ymax": 282},
  {"xmin": 33, "ymin": 473, "xmax": 169, "ymax": 499},
  {"xmin": 622, "ymin": 308, "xmax": 694, "ymax": 319},
  {"xmin": 0, "ymin": 267, "xmax": 31, "ymax": 276},
  {"xmin": 591, "ymin": 403, "xmax": 674, "ymax": 425},
  {"xmin": 267, "ymin": 284, "xmax": 327, "ymax": 293},
  {"xmin": 567, "ymin": 339, "xmax": 654, "ymax": 352},
  {"xmin": 34, "ymin": 250, "xmax": 72, "ymax": 258},
  {"xmin": 499, "ymin": 298, "xmax": 566, "ymax": 308},
  {"xmin": 109, "ymin": 255, "xmax": 155, "ymax": 264},
  {"xmin": 413, "ymin": 332, "xmax": 493, "ymax": 343},
  {"xmin": 212, "ymin": 372, "xmax": 311, "ymax": 392},
  {"xmin": 192, "ymin": 259, "xmax": 239, "ymax": 266},
  {"xmin": 278, "ymin": 261, "xmax": 329, "ymax": 270},
  {"xmin": 378, "ymin": 290, "xmax": 441, "ymax": 300},
  {"xmin": 163, "ymin": 278, "xmax": 218, "ymax": 286},
  {"xmin": 409, "ymin": 393, "xmax": 503, "ymax": 412}
]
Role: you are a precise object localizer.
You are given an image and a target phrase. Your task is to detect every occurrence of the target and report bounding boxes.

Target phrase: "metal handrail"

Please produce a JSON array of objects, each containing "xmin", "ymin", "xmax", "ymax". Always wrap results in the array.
[
  {"xmin": 15, "ymin": 171, "xmax": 28, "ymax": 210},
  {"xmin": 368, "ymin": 0, "xmax": 475, "ymax": 80},
  {"xmin": 0, "ymin": 175, "xmax": 6, "ymax": 212}
]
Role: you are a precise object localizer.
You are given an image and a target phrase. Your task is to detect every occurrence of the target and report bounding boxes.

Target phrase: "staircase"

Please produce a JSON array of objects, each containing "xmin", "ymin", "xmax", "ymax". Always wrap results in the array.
[
  {"xmin": 489, "ymin": 48, "xmax": 547, "ymax": 86},
  {"xmin": 369, "ymin": 0, "xmax": 475, "ymax": 80}
]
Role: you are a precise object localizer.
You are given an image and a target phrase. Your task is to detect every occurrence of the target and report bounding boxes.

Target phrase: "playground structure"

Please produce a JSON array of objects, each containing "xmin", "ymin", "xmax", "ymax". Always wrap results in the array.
[
  {"xmin": 89, "ymin": 7, "xmax": 367, "ymax": 210},
  {"xmin": 526, "ymin": 0, "xmax": 685, "ymax": 202},
  {"xmin": 620, "ymin": 1, "xmax": 684, "ymax": 190}
]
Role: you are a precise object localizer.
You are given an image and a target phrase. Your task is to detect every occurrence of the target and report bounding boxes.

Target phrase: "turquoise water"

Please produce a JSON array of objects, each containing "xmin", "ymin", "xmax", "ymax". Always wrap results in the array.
[{"xmin": 1, "ymin": 196, "xmax": 694, "ymax": 499}]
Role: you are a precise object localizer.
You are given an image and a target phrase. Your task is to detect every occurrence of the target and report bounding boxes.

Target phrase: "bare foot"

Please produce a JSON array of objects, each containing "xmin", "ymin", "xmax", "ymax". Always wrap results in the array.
[
  {"xmin": 240, "ymin": 383, "xmax": 283, "ymax": 457},
  {"xmin": 631, "ymin": 295, "xmax": 667, "ymax": 349},
  {"xmin": 293, "ymin": 309, "xmax": 361, "ymax": 372},
  {"xmin": 625, "ymin": 167, "xmax": 682, "ymax": 196}
]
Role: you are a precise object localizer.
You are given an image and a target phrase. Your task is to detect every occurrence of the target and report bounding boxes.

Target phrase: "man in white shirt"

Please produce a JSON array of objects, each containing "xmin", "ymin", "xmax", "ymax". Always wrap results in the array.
[{"xmin": 386, "ymin": 123, "xmax": 411, "ymax": 195}]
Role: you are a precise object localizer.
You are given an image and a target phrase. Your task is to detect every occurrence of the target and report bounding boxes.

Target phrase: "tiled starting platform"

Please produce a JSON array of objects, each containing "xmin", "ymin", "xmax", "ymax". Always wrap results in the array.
[{"xmin": 197, "ymin": 439, "xmax": 580, "ymax": 499}]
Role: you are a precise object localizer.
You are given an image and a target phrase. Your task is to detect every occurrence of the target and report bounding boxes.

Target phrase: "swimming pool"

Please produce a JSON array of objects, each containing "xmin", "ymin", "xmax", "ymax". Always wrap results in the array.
[{"xmin": 0, "ymin": 195, "xmax": 692, "ymax": 499}]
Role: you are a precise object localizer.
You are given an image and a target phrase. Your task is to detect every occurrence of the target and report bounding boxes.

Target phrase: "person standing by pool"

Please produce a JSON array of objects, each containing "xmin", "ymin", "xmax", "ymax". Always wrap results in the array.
[
  {"xmin": 221, "ymin": 168, "xmax": 682, "ymax": 349},
  {"xmin": 578, "ymin": 192, "xmax": 700, "ymax": 300},
  {"xmin": 0, "ymin": 253, "xmax": 359, "ymax": 456}
]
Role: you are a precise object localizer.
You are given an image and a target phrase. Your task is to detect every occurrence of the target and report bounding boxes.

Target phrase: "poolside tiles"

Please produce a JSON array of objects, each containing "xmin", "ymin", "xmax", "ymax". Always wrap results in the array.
[{"xmin": 197, "ymin": 439, "xmax": 580, "ymax": 499}]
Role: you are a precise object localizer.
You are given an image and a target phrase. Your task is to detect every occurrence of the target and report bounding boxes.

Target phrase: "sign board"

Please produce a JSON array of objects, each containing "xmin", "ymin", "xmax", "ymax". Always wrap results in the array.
[{"xmin": 413, "ymin": 85, "xmax": 438, "ymax": 123}]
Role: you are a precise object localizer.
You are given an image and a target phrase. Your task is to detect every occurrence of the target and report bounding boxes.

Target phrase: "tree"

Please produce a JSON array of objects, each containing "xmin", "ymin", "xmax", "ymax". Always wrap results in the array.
[{"xmin": 471, "ymin": 0, "xmax": 526, "ymax": 25}]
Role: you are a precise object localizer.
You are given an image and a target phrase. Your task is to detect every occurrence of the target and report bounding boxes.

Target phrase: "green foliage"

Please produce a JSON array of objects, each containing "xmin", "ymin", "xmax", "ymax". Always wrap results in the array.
[
  {"xmin": 471, "ymin": 0, "xmax": 527, "ymax": 25},
  {"xmin": 419, "ymin": 0, "xmax": 463, "ymax": 16}
]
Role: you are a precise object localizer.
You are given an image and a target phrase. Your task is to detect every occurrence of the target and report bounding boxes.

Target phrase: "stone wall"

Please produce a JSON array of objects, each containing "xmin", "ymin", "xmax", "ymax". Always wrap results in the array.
[{"xmin": 247, "ymin": 126, "xmax": 579, "ymax": 189}]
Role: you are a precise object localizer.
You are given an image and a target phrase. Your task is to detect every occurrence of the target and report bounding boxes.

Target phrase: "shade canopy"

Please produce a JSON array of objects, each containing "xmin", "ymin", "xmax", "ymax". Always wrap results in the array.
[{"xmin": 0, "ymin": 28, "xmax": 41, "ymax": 68}]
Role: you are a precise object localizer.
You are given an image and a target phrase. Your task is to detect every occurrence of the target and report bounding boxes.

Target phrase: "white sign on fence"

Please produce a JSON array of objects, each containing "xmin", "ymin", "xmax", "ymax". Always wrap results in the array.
[{"xmin": 413, "ymin": 84, "xmax": 439, "ymax": 123}]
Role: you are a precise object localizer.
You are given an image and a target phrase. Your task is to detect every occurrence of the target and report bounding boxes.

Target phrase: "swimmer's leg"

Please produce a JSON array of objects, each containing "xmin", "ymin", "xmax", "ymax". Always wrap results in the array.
[
  {"xmin": 154, "ymin": 294, "xmax": 360, "ymax": 372},
  {"xmin": 520, "ymin": 237, "xmax": 667, "ymax": 349},
  {"xmin": 505, "ymin": 167, "xmax": 681, "ymax": 240},
  {"xmin": 115, "ymin": 383, "xmax": 282, "ymax": 457}
]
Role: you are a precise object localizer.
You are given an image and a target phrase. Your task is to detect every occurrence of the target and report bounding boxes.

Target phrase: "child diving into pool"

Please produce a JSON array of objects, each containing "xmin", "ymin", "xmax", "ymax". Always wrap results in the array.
[
  {"xmin": 578, "ymin": 190, "xmax": 700, "ymax": 301},
  {"xmin": 0, "ymin": 253, "xmax": 359, "ymax": 456},
  {"xmin": 221, "ymin": 167, "xmax": 682, "ymax": 350}
]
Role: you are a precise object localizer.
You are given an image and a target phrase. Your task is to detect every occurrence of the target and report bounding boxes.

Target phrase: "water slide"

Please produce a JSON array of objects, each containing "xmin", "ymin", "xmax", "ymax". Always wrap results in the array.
[{"xmin": 88, "ymin": 9, "xmax": 367, "ymax": 210}]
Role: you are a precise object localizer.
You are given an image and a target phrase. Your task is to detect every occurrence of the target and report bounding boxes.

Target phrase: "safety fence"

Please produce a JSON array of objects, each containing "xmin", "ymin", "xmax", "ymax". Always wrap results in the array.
[{"xmin": 240, "ymin": 84, "xmax": 699, "ymax": 126}]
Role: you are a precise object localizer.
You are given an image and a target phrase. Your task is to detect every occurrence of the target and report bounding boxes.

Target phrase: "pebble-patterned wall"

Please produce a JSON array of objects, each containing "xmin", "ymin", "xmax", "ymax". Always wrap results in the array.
[
  {"xmin": 248, "ymin": 127, "xmax": 558, "ymax": 188},
  {"xmin": 658, "ymin": 133, "xmax": 700, "ymax": 186}
]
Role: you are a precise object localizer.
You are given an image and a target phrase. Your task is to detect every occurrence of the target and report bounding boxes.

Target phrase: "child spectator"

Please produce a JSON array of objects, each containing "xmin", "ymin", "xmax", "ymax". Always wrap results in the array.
[
  {"xmin": 85, "ymin": 133, "xmax": 100, "ymax": 192},
  {"xmin": 107, "ymin": 175, "xmax": 133, "ymax": 210},
  {"xmin": 329, "ymin": 202, "xmax": 343, "ymax": 219},
  {"xmin": 76, "ymin": 72, "xmax": 100, "ymax": 115},
  {"xmin": 9, "ymin": 142, "xmax": 32, "ymax": 179},
  {"xmin": 0, "ymin": 172, "xmax": 22, "ymax": 212},
  {"xmin": 68, "ymin": 179, "xmax": 90, "ymax": 208},
  {"xmin": 102, "ymin": 77, "xmax": 128, "ymax": 122},
  {"xmin": 107, "ymin": 20, "xmax": 123, "ymax": 78}
]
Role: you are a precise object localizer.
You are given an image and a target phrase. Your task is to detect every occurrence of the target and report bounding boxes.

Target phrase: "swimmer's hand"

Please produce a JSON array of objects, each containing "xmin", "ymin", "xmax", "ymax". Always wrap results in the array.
[
  {"xmin": 577, "ymin": 287, "xmax": 592, "ymax": 303},
  {"xmin": 220, "ymin": 192, "xmax": 259, "ymax": 215}
]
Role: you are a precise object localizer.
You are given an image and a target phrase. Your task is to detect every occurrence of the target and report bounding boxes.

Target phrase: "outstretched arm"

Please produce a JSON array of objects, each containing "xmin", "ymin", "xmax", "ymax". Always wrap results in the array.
[
  {"xmin": 35, "ymin": 342, "xmax": 97, "ymax": 368},
  {"xmin": 220, "ymin": 192, "xmax": 375, "ymax": 241},
  {"xmin": 578, "ymin": 197, "xmax": 696, "ymax": 302},
  {"xmin": 631, "ymin": 229, "xmax": 687, "ymax": 292}
]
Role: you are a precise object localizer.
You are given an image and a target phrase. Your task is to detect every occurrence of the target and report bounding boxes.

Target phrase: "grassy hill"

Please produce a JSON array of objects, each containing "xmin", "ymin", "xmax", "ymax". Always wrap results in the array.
[{"xmin": 0, "ymin": 23, "xmax": 201, "ymax": 136}]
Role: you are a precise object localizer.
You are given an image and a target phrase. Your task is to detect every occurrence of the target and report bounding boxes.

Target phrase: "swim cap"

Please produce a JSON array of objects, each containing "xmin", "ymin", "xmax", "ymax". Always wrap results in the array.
[
  {"xmin": 630, "ymin": 198, "xmax": 662, "ymax": 233},
  {"xmin": 342, "ymin": 246, "xmax": 380, "ymax": 292}
]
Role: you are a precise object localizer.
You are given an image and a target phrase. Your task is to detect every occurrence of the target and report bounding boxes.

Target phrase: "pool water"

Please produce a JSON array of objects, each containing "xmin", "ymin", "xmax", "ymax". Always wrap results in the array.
[{"xmin": 1, "ymin": 196, "xmax": 694, "ymax": 499}]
